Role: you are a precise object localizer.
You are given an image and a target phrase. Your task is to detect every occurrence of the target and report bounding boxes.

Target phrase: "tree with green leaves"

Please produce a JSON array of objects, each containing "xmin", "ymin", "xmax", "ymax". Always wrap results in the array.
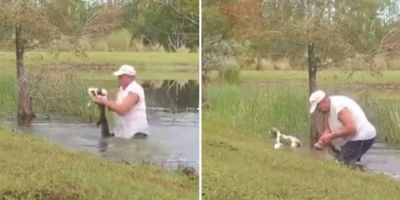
[
  {"xmin": 122, "ymin": 0, "xmax": 199, "ymax": 51},
  {"xmin": 206, "ymin": 0, "xmax": 400, "ymax": 146},
  {"xmin": 0, "ymin": 1, "xmax": 121, "ymax": 119}
]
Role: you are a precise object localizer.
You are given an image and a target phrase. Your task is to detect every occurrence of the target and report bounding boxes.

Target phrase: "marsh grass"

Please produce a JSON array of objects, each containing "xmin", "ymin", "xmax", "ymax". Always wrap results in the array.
[
  {"xmin": 0, "ymin": 74, "xmax": 16, "ymax": 114},
  {"xmin": 206, "ymin": 84, "xmax": 309, "ymax": 135},
  {"xmin": 27, "ymin": 66, "xmax": 100, "ymax": 120},
  {"xmin": 223, "ymin": 68, "xmax": 240, "ymax": 84},
  {"xmin": 206, "ymin": 78, "xmax": 400, "ymax": 144},
  {"xmin": 361, "ymin": 98, "xmax": 400, "ymax": 143}
]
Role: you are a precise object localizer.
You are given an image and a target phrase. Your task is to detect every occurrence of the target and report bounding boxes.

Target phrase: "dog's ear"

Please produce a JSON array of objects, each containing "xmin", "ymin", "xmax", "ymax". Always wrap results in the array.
[
  {"xmin": 97, "ymin": 88, "xmax": 107, "ymax": 96},
  {"xmin": 296, "ymin": 141, "xmax": 302, "ymax": 147},
  {"xmin": 97, "ymin": 88, "xmax": 103, "ymax": 95}
]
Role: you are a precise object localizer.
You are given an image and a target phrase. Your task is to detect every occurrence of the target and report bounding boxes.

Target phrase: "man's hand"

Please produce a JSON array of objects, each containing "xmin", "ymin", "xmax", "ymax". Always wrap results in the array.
[
  {"xmin": 314, "ymin": 130, "xmax": 333, "ymax": 150},
  {"xmin": 319, "ymin": 132, "xmax": 334, "ymax": 145},
  {"xmin": 314, "ymin": 141, "xmax": 325, "ymax": 150},
  {"xmin": 317, "ymin": 108, "xmax": 356, "ymax": 147},
  {"xmin": 92, "ymin": 95, "xmax": 108, "ymax": 105}
]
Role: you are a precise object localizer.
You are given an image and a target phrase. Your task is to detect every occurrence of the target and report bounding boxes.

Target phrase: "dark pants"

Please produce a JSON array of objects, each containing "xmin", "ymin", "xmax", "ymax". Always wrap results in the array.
[
  {"xmin": 104, "ymin": 132, "xmax": 148, "ymax": 139},
  {"xmin": 132, "ymin": 132, "xmax": 148, "ymax": 139},
  {"xmin": 339, "ymin": 138, "xmax": 375, "ymax": 165}
]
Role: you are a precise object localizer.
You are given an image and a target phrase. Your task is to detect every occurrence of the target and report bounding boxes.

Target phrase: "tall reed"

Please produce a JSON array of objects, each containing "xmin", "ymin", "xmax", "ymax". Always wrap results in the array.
[{"xmin": 205, "ymin": 84, "xmax": 309, "ymax": 135}]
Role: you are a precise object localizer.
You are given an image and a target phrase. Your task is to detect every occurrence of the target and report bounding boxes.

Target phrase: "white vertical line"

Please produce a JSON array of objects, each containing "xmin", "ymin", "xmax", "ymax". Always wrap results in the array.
[{"xmin": 198, "ymin": 0, "xmax": 202, "ymax": 199}]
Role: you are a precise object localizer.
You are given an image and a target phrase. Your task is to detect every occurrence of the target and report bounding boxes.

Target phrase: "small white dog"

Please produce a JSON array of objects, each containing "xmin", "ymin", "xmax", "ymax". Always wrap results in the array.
[
  {"xmin": 88, "ymin": 87, "xmax": 107, "ymax": 97},
  {"xmin": 87, "ymin": 88, "xmax": 108, "ymax": 107},
  {"xmin": 269, "ymin": 127, "xmax": 302, "ymax": 149}
]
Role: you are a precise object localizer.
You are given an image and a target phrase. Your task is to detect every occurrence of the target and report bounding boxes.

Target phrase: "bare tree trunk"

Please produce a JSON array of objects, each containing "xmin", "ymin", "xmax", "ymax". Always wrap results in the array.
[
  {"xmin": 255, "ymin": 53, "xmax": 262, "ymax": 71},
  {"xmin": 308, "ymin": 43, "xmax": 317, "ymax": 94},
  {"xmin": 107, "ymin": 0, "xmax": 113, "ymax": 7},
  {"xmin": 16, "ymin": 25, "xmax": 34, "ymax": 119},
  {"xmin": 308, "ymin": 43, "xmax": 318, "ymax": 149},
  {"xmin": 202, "ymin": 68, "xmax": 208, "ymax": 108}
]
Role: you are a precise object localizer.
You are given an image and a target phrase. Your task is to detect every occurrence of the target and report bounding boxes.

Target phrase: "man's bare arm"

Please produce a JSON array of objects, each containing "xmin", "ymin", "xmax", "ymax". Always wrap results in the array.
[{"xmin": 105, "ymin": 92, "xmax": 139, "ymax": 115}]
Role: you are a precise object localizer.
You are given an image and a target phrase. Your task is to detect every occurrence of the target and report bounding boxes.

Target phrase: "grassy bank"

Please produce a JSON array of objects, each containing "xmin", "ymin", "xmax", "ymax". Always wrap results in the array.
[
  {"xmin": 0, "ymin": 126, "xmax": 197, "ymax": 199},
  {"xmin": 202, "ymin": 117, "xmax": 400, "ymax": 200}
]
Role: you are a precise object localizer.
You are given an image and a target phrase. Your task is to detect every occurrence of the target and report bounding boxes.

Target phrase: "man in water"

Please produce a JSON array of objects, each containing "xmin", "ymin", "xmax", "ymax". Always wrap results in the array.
[
  {"xmin": 92, "ymin": 64, "xmax": 149, "ymax": 139},
  {"xmin": 309, "ymin": 90, "xmax": 376, "ymax": 166}
]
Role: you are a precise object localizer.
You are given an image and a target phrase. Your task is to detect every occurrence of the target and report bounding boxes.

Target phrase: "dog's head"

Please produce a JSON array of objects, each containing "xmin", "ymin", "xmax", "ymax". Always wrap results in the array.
[
  {"xmin": 88, "ymin": 88, "xmax": 107, "ymax": 97},
  {"xmin": 269, "ymin": 127, "xmax": 281, "ymax": 138},
  {"xmin": 96, "ymin": 88, "xmax": 107, "ymax": 96},
  {"xmin": 269, "ymin": 127, "xmax": 302, "ymax": 149}
]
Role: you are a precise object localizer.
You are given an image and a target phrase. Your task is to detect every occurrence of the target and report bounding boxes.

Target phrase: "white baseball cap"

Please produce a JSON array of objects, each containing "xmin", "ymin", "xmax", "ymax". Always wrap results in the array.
[
  {"xmin": 309, "ymin": 90, "xmax": 326, "ymax": 114},
  {"xmin": 113, "ymin": 64, "xmax": 136, "ymax": 76}
]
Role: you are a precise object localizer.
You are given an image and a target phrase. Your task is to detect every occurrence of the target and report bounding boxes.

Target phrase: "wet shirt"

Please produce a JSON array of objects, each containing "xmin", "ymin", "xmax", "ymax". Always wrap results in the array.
[
  {"xmin": 113, "ymin": 81, "xmax": 149, "ymax": 138},
  {"xmin": 328, "ymin": 95, "xmax": 376, "ymax": 146}
]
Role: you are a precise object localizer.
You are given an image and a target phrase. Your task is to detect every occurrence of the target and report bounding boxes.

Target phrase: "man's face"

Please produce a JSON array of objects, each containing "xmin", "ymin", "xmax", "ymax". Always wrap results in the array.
[
  {"xmin": 316, "ymin": 97, "xmax": 330, "ymax": 113},
  {"xmin": 118, "ymin": 74, "xmax": 133, "ymax": 87}
]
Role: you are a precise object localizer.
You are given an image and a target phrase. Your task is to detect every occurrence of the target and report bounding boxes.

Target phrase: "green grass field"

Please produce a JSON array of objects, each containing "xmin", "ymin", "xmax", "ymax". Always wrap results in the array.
[
  {"xmin": 202, "ymin": 117, "xmax": 400, "ymax": 200},
  {"xmin": 240, "ymin": 70, "xmax": 400, "ymax": 83},
  {"xmin": 209, "ymin": 69, "xmax": 400, "ymax": 99},
  {"xmin": 0, "ymin": 126, "xmax": 198, "ymax": 199},
  {"xmin": 0, "ymin": 51, "xmax": 199, "ymax": 80},
  {"xmin": 209, "ymin": 69, "xmax": 400, "ymax": 84}
]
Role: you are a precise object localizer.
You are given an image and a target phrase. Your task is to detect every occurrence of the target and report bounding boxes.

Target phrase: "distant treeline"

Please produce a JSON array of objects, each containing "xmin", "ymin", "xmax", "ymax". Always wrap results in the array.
[{"xmin": 0, "ymin": 0, "xmax": 199, "ymax": 52}]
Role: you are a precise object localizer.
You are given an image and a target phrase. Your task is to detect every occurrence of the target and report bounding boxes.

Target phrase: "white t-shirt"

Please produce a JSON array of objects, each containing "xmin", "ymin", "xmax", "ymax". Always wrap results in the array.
[
  {"xmin": 113, "ymin": 81, "xmax": 149, "ymax": 138},
  {"xmin": 328, "ymin": 95, "xmax": 376, "ymax": 146}
]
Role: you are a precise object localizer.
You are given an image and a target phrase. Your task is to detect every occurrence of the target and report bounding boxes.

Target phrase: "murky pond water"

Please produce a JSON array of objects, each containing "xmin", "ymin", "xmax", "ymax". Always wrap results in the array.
[
  {"xmin": 142, "ymin": 79, "xmax": 199, "ymax": 109},
  {"xmin": 363, "ymin": 142, "xmax": 400, "ymax": 180},
  {"xmin": 271, "ymin": 132, "xmax": 400, "ymax": 180},
  {"xmin": 311, "ymin": 141, "xmax": 400, "ymax": 180},
  {"xmin": 1, "ymin": 109, "xmax": 199, "ymax": 171}
]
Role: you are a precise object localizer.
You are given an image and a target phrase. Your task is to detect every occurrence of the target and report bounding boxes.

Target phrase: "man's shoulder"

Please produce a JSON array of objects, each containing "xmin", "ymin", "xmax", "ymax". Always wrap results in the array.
[
  {"xmin": 330, "ymin": 95, "xmax": 354, "ymax": 102},
  {"xmin": 331, "ymin": 95, "xmax": 361, "ymax": 110},
  {"xmin": 127, "ymin": 81, "xmax": 144, "ymax": 93},
  {"xmin": 330, "ymin": 95, "xmax": 346, "ymax": 99},
  {"xmin": 128, "ymin": 81, "xmax": 142, "ymax": 89}
]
